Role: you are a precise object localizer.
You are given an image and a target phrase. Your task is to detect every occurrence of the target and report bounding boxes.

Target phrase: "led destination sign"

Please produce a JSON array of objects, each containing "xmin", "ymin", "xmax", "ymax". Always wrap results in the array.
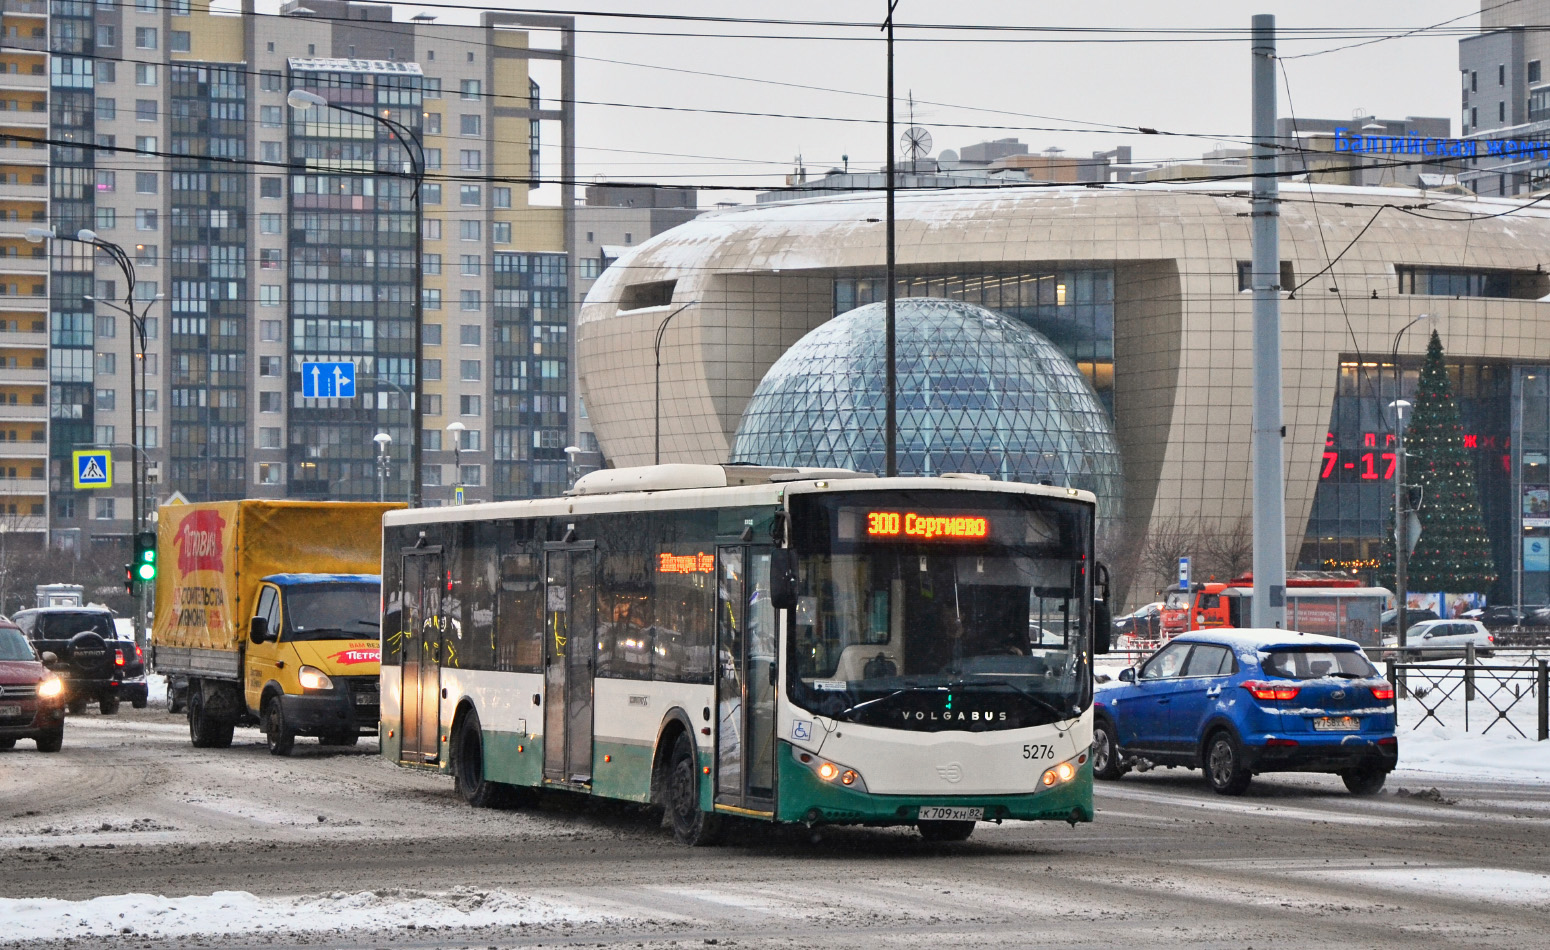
[{"xmin": 865, "ymin": 511, "xmax": 989, "ymax": 541}]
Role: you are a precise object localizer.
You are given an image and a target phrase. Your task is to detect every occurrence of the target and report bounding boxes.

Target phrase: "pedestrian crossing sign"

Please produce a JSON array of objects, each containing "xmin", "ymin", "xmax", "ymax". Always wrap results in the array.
[{"xmin": 73, "ymin": 450, "xmax": 113, "ymax": 489}]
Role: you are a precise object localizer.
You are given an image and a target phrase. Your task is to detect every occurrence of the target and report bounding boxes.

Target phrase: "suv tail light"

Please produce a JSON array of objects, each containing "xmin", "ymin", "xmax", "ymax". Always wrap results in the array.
[
  {"xmin": 1370, "ymin": 684, "xmax": 1395, "ymax": 701},
  {"xmin": 135, "ymin": 643, "xmax": 143, "ymax": 661},
  {"xmin": 114, "ymin": 647, "xmax": 126, "ymax": 667},
  {"xmin": 1241, "ymin": 681, "xmax": 1300, "ymax": 702},
  {"xmin": 1487, "ymin": 634, "xmax": 1495, "ymax": 644}
]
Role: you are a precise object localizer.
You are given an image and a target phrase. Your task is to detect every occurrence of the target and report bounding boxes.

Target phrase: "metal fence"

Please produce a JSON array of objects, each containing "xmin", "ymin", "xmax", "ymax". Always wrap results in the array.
[{"xmin": 1383, "ymin": 646, "xmax": 1550, "ymax": 742}]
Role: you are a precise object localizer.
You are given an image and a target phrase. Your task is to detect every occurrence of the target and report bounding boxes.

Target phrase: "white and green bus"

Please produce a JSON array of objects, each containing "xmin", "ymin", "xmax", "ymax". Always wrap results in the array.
[{"xmin": 380, "ymin": 464, "xmax": 1111, "ymax": 844}]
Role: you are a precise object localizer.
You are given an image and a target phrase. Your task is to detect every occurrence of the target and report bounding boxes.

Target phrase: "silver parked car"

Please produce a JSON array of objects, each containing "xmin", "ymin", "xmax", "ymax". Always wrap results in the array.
[{"xmin": 1382, "ymin": 619, "xmax": 1494, "ymax": 658}]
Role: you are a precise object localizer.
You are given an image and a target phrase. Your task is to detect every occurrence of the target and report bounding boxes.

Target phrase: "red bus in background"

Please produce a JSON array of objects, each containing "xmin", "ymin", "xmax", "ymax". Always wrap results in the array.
[{"xmin": 1160, "ymin": 573, "xmax": 1392, "ymax": 646}]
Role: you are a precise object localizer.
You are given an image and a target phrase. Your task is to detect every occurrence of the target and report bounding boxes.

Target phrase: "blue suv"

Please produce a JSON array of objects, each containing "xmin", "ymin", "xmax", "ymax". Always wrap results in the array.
[{"xmin": 1092, "ymin": 629, "xmax": 1397, "ymax": 795}]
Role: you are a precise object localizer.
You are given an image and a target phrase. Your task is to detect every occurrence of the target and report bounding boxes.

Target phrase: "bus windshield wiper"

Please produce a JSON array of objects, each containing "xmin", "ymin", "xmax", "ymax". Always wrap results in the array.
[
  {"xmin": 833, "ymin": 684, "xmax": 947, "ymax": 720},
  {"xmin": 951, "ymin": 678, "xmax": 1072, "ymax": 720}
]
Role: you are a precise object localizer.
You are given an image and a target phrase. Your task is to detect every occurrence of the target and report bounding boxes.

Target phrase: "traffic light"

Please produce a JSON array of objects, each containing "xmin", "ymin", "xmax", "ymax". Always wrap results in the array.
[
  {"xmin": 124, "ymin": 563, "xmax": 134, "ymax": 596},
  {"xmin": 132, "ymin": 530, "xmax": 157, "ymax": 585}
]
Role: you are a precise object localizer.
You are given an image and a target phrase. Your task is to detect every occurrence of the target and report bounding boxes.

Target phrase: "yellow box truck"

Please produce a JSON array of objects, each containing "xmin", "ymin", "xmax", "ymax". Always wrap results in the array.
[{"xmin": 152, "ymin": 500, "xmax": 400, "ymax": 755}]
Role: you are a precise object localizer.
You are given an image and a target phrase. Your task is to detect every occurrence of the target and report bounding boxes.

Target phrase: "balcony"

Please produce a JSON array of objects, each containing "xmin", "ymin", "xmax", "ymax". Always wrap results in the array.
[
  {"xmin": 0, "ymin": 439, "xmax": 46, "ymax": 458},
  {"xmin": 3, "ymin": 35, "xmax": 45, "ymax": 52},
  {"xmin": 0, "ymin": 477, "xmax": 45, "ymax": 496},
  {"xmin": 0, "ymin": 293, "xmax": 47, "ymax": 311},
  {"xmin": 0, "ymin": 366, "xmax": 45, "ymax": 383},
  {"xmin": 0, "ymin": 403, "xmax": 46, "ymax": 421},
  {"xmin": 3, "ymin": 1, "xmax": 51, "ymax": 16},
  {"xmin": 0, "ymin": 144, "xmax": 47, "ymax": 166},
  {"xmin": 0, "ymin": 107, "xmax": 46, "ymax": 128},
  {"xmin": 0, "ymin": 72, "xmax": 46, "ymax": 92},
  {"xmin": 0, "ymin": 515, "xmax": 44, "ymax": 535},
  {"xmin": 0, "ymin": 181, "xmax": 47, "ymax": 199},
  {"xmin": 0, "ymin": 255, "xmax": 47, "ymax": 275}
]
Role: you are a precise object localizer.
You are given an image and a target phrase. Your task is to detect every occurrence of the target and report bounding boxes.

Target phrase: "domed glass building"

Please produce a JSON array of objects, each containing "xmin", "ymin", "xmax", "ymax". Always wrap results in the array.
[{"xmin": 730, "ymin": 297, "xmax": 1123, "ymax": 522}]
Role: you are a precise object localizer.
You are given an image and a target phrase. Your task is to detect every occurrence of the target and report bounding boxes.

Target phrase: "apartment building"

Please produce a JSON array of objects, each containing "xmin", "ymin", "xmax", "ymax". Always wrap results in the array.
[{"xmin": 11, "ymin": 0, "xmax": 574, "ymax": 551}]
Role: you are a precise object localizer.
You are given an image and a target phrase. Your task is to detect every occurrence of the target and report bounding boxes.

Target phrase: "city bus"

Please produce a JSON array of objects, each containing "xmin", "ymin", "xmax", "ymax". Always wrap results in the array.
[{"xmin": 379, "ymin": 464, "xmax": 1110, "ymax": 845}]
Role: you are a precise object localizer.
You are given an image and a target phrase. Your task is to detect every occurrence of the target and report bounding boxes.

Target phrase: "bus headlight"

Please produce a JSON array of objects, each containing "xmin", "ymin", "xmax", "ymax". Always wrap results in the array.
[
  {"xmin": 298, "ymin": 665, "xmax": 334, "ymax": 691},
  {"xmin": 793, "ymin": 746, "xmax": 867, "ymax": 793},
  {"xmin": 37, "ymin": 676, "xmax": 63, "ymax": 700},
  {"xmin": 1041, "ymin": 752, "xmax": 1087, "ymax": 788}
]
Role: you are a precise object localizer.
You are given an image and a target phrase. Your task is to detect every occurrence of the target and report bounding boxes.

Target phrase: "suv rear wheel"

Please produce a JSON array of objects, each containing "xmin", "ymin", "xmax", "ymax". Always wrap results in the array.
[
  {"xmin": 99, "ymin": 695, "xmax": 120, "ymax": 715},
  {"xmin": 1204, "ymin": 730, "xmax": 1252, "ymax": 796},
  {"xmin": 1341, "ymin": 765, "xmax": 1387, "ymax": 796}
]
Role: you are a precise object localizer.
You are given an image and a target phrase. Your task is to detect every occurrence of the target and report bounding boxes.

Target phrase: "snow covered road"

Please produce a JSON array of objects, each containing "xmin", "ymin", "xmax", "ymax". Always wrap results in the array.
[{"xmin": 1, "ymin": 705, "xmax": 1547, "ymax": 949}]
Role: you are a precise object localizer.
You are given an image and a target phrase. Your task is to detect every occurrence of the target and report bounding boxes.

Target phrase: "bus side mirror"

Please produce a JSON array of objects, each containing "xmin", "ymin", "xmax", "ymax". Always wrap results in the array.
[
  {"xmin": 249, "ymin": 616, "xmax": 269, "ymax": 645},
  {"xmin": 1093, "ymin": 600, "xmax": 1112, "ymax": 655},
  {"xmin": 770, "ymin": 548, "xmax": 798, "ymax": 612}
]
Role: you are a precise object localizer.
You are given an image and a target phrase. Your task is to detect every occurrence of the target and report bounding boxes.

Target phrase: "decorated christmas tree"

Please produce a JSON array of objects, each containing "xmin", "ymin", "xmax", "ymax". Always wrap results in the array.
[{"xmin": 1378, "ymin": 330, "xmax": 1497, "ymax": 594}]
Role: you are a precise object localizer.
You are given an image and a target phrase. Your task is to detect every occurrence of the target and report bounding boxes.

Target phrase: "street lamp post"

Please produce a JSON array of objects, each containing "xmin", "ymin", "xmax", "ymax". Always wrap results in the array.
[
  {"xmin": 373, "ymin": 432, "xmax": 392, "ymax": 503},
  {"xmin": 564, "ymin": 444, "xmax": 581, "ymax": 490},
  {"xmin": 652, "ymin": 300, "xmax": 697, "ymax": 465},
  {"xmin": 446, "ymin": 421, "xmax": 465, "ymax": 504},
  {"xmin": 288, "ymin": 88, "xmax": 426, "ymax": 507},
  {"xmin": 1388, "ymin": 313, "xmax": 1433, "ymax": 655}
]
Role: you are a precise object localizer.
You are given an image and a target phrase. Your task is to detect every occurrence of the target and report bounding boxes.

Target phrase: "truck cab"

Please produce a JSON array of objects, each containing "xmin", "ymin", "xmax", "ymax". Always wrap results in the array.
[
  {"xmin": 244, "ymin": 573, "xmax": 382, "ymax": 756},
  {"xmin": 1159, "ymin": 583, "xmax": 1230, "ymax": 638}
]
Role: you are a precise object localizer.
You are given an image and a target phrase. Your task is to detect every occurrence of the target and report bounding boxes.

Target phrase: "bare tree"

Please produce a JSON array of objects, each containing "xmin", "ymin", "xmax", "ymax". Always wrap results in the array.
[
  {"xmin": 1136, "ymin": 517, "xmax": 1200, "ymax": 603},
  {"xmin": 1197, "ymin": 516, "xmax": 1253, "ymax": 584}
]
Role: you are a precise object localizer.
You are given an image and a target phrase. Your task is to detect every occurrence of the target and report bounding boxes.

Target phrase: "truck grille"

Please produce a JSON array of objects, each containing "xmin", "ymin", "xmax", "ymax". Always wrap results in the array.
[{"xmin": 344, "ymin": 675, "xmax": 379, "ymax": 710}]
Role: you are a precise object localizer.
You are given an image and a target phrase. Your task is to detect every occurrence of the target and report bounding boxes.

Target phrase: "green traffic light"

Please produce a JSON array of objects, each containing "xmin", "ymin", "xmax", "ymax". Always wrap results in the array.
[
  {"xmin": 140, "ymin": 549, "xmax": 155, "ymax": 564},
  {"xmin": 136, "ymin": 562, "xmax": 156, "ymax": 581}
]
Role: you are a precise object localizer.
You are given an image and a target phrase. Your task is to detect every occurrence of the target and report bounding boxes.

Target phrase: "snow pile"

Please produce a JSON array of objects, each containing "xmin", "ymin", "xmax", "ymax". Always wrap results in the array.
[
  {"xmin": 0, "ymin": 888, "xmax": 618, "ymax": 943},
  {"xmin": 1394, "ymin": 714, "xmax": 1550, "ymax": 781}
]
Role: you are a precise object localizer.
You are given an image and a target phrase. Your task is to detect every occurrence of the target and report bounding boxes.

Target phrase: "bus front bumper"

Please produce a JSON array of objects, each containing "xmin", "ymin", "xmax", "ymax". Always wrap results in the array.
[{"xmin": 774, "ymin": 750, "xmax": 1094, "ymax": 826}]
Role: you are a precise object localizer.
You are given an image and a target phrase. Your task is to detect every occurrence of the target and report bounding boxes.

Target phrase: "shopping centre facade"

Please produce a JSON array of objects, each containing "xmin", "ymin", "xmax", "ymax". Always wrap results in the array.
[{"xmin": 576, "ymin": 183, "xmax": 1550, "ymax": 606}]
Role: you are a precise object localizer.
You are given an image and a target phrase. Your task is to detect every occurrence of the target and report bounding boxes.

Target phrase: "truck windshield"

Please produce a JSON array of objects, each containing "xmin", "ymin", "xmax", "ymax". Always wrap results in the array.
[
  {"xmin": 283, "ymin": 584, "xmax": 380, "ymax": 642},
  {"xmin": 787, "ymin": 489, "xmax": 1093, "ymax": 732}
]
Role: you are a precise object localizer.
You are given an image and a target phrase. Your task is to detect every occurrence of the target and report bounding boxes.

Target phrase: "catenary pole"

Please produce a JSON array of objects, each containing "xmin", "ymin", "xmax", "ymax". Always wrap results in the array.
[
  {"xmin": 883, "ymin": 1, "xmax": 898, "ymax": 478},
  {"xmin": 1250, "ymin": 14, "xmax": 1287, "ymax": 628}
]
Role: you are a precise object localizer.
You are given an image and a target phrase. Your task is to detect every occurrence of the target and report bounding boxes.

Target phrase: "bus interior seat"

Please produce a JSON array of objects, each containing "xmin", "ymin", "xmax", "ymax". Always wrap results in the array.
[{"xmin": 832, "ymin": 645, "xmax": 901, "ymax": 681}]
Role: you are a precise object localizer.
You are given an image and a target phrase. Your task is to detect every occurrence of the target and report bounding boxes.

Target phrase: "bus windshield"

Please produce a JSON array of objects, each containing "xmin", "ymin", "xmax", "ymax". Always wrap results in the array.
[{"xmin": 787, "ymin": 489, "xmax": 1093, "ymax": 731}]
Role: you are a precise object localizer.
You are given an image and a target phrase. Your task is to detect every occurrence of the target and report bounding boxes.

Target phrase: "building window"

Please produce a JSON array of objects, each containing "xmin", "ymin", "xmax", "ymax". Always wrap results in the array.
[
  {"xmin": 423, "ymin": 463, "xmax": 442, "ymax": 486},
  {"xmin": 170, "ymin": 31, "xmax": 190, "ymax": 53},
  {"xmin": 423, "ymin": 254, "xmax": 441, "ymax": 275},
  {"xmin": 259, "ymin": 285, "xmax": 281, "ymax": 306},
  {"xmin": 259, "ymin": 391, "xmax": 282, "ymax": 412},
  {"xmin": 460, "ymin": 79, "xmax": 481, "ymax": 99},
  {"xmin": 460, "ymin": 255, "xmax": 481, "ymax": 276},
  {"xmin": 95, "ymin": 314, "xmax": 116, "ymax": 339},
  {"xmin": 459, "ymin": 220, "xmax": 480, "ymax": 241},
  {"xmin": 1500, "ymin": 64, "xmax": 1506, "ymax": 86},
  {"xmin": 459, "ymin": 290, "xmax": 481, "ymax": 311},
  {"xmin": 134, "ymin": 281, "xmax": 157, "ymax": 303},
  {"xmin": 135, "ymin": 172, "xmax": 156, "ymax": 193},
  {"xmin": 460, "ymin": 114, "xmax": 481, "ymax": 136},
  {"xmin": 96, "ymin": 25, "xmax": 115, "ymax": 47},
  {"xmin": 260, "ymin": 177, "xmax": 282, "ymax": 198},
  {"xmin": 95, "ymin": 389, "xmax": 115, "ymax": 411},
  {"xmin": 259, "ymin": 248, "xmax": 282, "ymax": 270},
  {"xmin": 492, "ymin": 186, "xmax": 511, "ymax": 209},
  {"xmin": 259, "ymin": 213, "xmax": 281, "ymax": 234},
  {"xmin": 97, "ymin": 62, "xmax": 115, "ymax": 84},
  {"xmin": 261, "ymin": 141, "xmax": 282, "ymax": 163},
  {"xmin": 1395, "ymin": 264, "xmax": 1548, "ymax": 298},
  {"xmin": 257, "ymin": 463, "xmax": 281, "ymax": 485},
  {"xmin": 492, "ymin": 222, "xmax": 511, "ymax": 245},
  {"xmin": 134, "ymin": 27, "xmax": 157, "ymax": 50},
  {"xmin": 260, "ymin": 320, "xmax": 282, "ymax": 342},
  {"xmin": 135, "ymin": 209, "xmax": 158, "ymax": 230},
  {"xmin": 424, "ymin": 393, "xmax": 442, "ymax": 416},
  {"xmin": 424, "ymin": 323, "xmax": 442, "ymax": 345},
  {"xmin": 135, "ymin": 135, "xmax": 157, "ymax": 154},
  {"xmin": 460, "ymin": 150, "xmax": 482, "ymax": 171},
  {"xmin": 459, "ymin": 324, "xmax": 481, "ymax": 346},
  {"xmin": 1499, "ymin": 100, "xmax": 1506, "ymax": 123},
  {"xmin": 422, "ymin": 288, "xmax": 442, "ymax": 310},
  {"xmin": 425, "ymin": 148, "xmax": 442, "ymax": 170},
  {"xmin": 423, "ymin": 77, "xmax": 441, "ymax": 98},
  {"xmin": 424, "ymin": 112, "xmax": 441, "ymax": 135},
  {"xmin": 260, "ymin": 105, "xmax": 282, "ymax": 128},
  {"xmin": 423, "ymin": 218, "xmax": 442, "ymax": 240},
  {"xmin": 95, "ymin": 207, "xmax": 117, "ymax": 230},
  {"xmin": 423, "ymin": 359, "xmax": 441, "ymax": 381},
  {"xmin": 579, "ymin": 258, "xmax": 603, "ymax": 280},
  {"xmin": 135, "ymin": 244, "xmax": 157, "ymax": 264},
  {"xmin": 136, "ymin": 98, "xmax": 157, "ymax": 121},
  {"xmin": 259, "ymin": 355, "xmax": 281, "ymax": 377},
  {"xmin": 460, "ymin": 392, "xmax": 481, "ymax": 413},
  {"xmin": 95, "ymin": 97, "xmax": 115, "ymax": 120},
  {"xmin": 459, "ymin": 185, "xmax": 480, "ymax": 206},
  {"xmin": 1532, "ymin": 60, "xmax": 1543, "ymax": 84},
  {"xmin": 1471, "ymin": 106, "xmax": 1478, "ymax": 129},
  {"xmin": 259, "ymin": 427, "xmax": 281, "ymax": 449},
  {"xmin": 460, "ymin": 465, "xmax": 482, "ymax": 486},
  {"xmin": 422, "ymin": 183, "xmax": 442, "ymax": 204},
  {"xmin": 94, "ymin": 496, "xmax": 116, "ymax": 520},
  {"xmin": 1235, "ymin": 260, "xmax": 1297, "ymax": 291},
  {"xmin": 260, "ymin": 70, "xmax": 282, "ymax": 92},
  {"xmin": 97, "ymin": 352, "xmax": 116, "ymax": 375},
  {"xmin": 135, "ymin": 63, "xmax": 157, "ymax": 86}
]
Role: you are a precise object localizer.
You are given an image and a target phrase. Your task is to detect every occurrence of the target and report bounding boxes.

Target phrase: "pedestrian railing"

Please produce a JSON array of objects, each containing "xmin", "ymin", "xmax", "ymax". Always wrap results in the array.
[{"xmin": 1380, "ymin": 646, "xmax": 1550, "ymax": 742}]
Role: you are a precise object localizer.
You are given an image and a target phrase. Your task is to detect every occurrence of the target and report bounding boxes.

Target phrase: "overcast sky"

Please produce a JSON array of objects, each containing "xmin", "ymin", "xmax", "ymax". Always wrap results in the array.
[{"xmin": 261, "ymin": 1, "xmax": 1481, "ymax": 202}]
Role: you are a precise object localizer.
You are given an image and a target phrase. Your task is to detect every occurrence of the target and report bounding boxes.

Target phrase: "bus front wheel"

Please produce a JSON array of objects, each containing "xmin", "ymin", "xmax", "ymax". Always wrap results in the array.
[
  {"xmin": 666, "ymin": 731, "xmax": 720, "ymax": 847},
  {"xmin": 452, "ymin": 710, "xmax": 532, "ymax": 809}
]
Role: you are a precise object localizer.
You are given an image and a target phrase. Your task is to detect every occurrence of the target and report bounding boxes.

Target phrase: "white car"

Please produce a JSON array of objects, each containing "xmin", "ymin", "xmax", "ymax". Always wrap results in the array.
[{"xmin": 1382, "ymin": 619, "xmax": 1494, "ymax": 658}]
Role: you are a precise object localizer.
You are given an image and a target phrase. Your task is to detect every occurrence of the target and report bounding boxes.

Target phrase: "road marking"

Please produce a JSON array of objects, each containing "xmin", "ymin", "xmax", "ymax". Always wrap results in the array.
[{"xmin": 1097, "ymin": 785, "xmax": 1441, "ymax": 828}]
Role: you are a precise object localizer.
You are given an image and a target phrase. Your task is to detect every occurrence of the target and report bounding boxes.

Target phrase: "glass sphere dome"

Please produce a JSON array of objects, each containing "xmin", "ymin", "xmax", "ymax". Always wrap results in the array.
[{"xmin": 731, "ymin": 297, "xmax": 1122, "ymax": 522}]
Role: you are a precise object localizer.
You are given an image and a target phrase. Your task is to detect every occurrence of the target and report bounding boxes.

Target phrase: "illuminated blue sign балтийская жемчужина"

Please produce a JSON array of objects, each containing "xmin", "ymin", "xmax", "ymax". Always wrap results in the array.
[{"xmin": 1333, "ymin": 126, "xmax": 1550, "ymax": 162}]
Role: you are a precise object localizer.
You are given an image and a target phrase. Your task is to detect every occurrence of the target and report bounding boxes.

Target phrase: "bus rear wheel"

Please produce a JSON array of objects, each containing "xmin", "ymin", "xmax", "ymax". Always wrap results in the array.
[
  {"xmin": 917, "ymin": 820, "xmax": 976, "ymax": 843},
  {"xmin": 666, "ymin": 731, "xmax": 720, "ymax": 846}
]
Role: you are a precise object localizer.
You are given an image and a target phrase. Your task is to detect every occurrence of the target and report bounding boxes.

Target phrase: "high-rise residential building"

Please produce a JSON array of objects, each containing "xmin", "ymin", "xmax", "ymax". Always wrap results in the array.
[
  {"xmin": 1460, "ymin": 2, "xmax": 1550, "ymax": 195},
  {"xmin": 5, "ymin": 0, "xmax": 575, "ymax": 552}
]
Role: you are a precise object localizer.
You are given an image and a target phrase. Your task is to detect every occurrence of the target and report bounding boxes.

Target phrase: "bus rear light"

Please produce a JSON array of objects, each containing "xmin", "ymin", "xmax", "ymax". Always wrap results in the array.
[
  {"xmin": 1242, "ymin": 681, "xmax": 1300, "ymax": 702},
  {"xmin": 1371, "ymin": 685, "xmax": 1396, "ymax": 701}
]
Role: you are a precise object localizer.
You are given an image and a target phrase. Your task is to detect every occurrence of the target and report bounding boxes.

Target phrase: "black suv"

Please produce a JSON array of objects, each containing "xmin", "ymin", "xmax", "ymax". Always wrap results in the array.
[{"xmin": 10, "ymin": 607, "xmax": 147, "ymax": 714}]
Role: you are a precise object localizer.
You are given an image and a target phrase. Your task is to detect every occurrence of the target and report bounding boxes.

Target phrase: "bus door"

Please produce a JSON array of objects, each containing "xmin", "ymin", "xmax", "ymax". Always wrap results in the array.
[
  {"xmin": 715, "ymin": 545, "xmax": 777, "ymax": 811},
  {"xmin": 399, "ymin": 548, "xmax": 444, "ymax": 765},
  {"xmin": 542, "ymin": 543, "xmax": 597, "ymax": 785}
]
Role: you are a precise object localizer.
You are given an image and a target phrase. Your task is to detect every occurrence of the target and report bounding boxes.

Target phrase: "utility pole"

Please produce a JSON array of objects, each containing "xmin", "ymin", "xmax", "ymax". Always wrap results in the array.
[
  {"xmin": 882, "ymin": 0, "xmax": 899, "ymax": 478},
  {"xmin": 1250, "ymin": 14, "xmax": 1287, "ymax": 628}
]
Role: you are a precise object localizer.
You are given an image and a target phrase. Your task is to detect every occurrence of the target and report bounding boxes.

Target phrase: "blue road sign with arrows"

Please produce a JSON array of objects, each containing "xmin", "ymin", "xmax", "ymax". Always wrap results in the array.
[{"xmin": 301, "ymin": 361, "xmax": 356, "ymax": 399}]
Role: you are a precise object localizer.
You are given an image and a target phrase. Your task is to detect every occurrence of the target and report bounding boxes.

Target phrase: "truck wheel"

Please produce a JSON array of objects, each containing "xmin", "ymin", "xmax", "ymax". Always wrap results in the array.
[
  {"xmin": 264, "ymin": 697, "xmax": 295, "ymax": 757},
  {"xmin": 35, "ymin": 727, "xmax": 63, "ymax": 753},
  {"xmin": 99, "ymin": 695, "xmax": 121, "ymax": 715},
  {"xmin": 168, "ymin": 685, "xmax": 185, "ymax": 715},
  {"xmin": 188, "ymin": 688, "xmax": 234, "ymax": 749}
]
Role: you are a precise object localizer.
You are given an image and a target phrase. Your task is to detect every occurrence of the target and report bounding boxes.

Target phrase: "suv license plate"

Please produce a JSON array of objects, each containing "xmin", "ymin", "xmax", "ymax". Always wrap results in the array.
[
  {"xmin": 0, "ymin": 704, "xmax": 21, "ymax": 718},
  {"xmin": 918, "ymin": 806, "xmax": 982, "ymax": 821},
  {"xmin": 1312, "ymin": 716, "xmax": 1360, "ymax": 732}
]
